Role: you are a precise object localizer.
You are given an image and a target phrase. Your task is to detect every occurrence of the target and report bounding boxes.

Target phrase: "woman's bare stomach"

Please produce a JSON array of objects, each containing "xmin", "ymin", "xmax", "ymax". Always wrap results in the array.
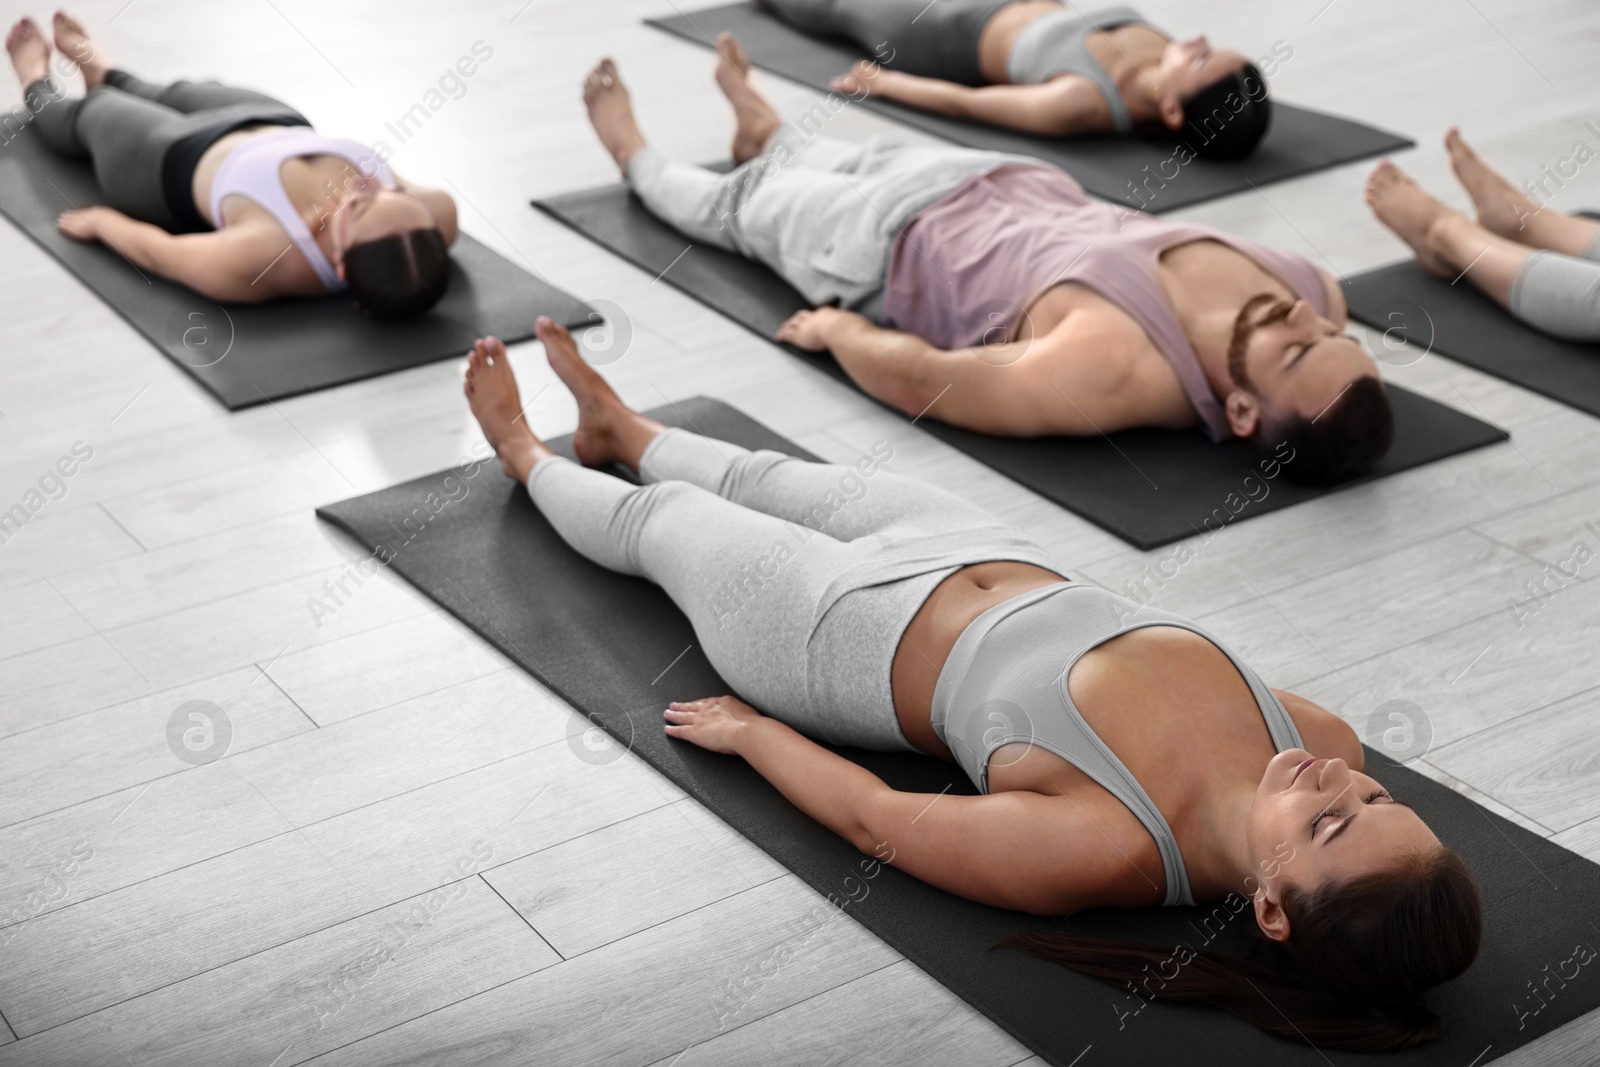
[{"xmin": 890, "ymin": 560, "xmax": 1067, "ymax": 757}]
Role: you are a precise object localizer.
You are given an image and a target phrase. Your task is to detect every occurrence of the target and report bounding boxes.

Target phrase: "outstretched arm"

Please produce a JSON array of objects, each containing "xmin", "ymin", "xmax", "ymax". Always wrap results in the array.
[
  {"xmin": 57, "ymin": 207, "xmax": 285, "ymax": 303},
  {"xmin": 845, "ymin": 65, "xmax": 1102, "ymax": 136},
  {"xmin": 777, "ymin": 307, "xmax": 1168, "ymax": 436},
  {"xmin": 664, "ymin": 696, "xmax": 1108, "ymax": 914}
]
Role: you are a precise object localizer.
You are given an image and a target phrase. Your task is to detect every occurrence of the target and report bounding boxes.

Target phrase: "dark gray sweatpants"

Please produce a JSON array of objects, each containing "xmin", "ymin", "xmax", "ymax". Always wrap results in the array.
[{"xmin": 22, "ymin": 70, "xmax": 306, "ymax": 229}]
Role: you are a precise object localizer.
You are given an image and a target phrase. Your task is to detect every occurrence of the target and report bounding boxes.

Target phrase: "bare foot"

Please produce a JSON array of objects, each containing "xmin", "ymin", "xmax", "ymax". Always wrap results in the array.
[
  {"xmin": 1444, "ymin": 128, "xmax": 1539, "ymax": 238},
  {"xmin": 51, "ymin": 11, "xmax": 106, "ymax": 88},
  {"xmin": 537, "ymin": 317, "xmax": 664, "ymax": 470},
  {"xmin": 583, "ymin": 58, "xmax": 646, "ymax": 175},
  {"xmin": 6, "ymin": 18, "xmax": 50, "ymax": 86},
  {"xmin": 1364, "ymin": 160, "xmax": 1459, "ymax": 278},
  {"xmin": 463, "ymin": 334, "xmax": 550, "ymax": 483},
  {"xmin": 714, "ymin": 33, "xmax": 781, "ymax": 164}
]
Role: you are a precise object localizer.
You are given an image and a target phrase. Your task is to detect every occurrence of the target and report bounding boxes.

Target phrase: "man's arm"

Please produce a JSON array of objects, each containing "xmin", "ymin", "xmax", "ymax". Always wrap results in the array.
[
  {"xmin": 864, "ymin": 70, "xmax": 1102, "ymax": 137},
  {"xmin": 778, "ymin": 307, "xmax": 1167, "ymax": 437},
  {"xmin": 57, "ymin": 207, "xmax": 288, "ymax": 303}
]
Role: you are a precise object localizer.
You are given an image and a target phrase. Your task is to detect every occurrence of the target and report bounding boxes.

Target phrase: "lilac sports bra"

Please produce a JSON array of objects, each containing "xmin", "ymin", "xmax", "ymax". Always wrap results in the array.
[{"xmin": 208, "ymin": 128, "xmax": 395, "ymax": 292}]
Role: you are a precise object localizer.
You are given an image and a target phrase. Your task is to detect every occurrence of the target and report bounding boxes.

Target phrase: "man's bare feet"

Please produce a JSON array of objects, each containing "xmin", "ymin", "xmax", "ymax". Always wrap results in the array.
[
  {"xmin": 6, "ymin": 18, "xmax": 50, "ymax": 87},
  {"xmin": 1364, "ymin": 160, "xmax": 1460, "ymax": 278},
  {"xmin": 51, "ymin": 11, "xmax": 106, "ymax": 88},
  {"xmin": 714, "ymin": 33, "xmax": 781, "ymax": 164},
  {"xmin": 583, "ymin": 58, "xmax": 646, "ymax": 175},
  {"xmin": 1445, "ymin": 128, "xmax": 1538, "ymax": 238},
  {"xmin": 537, "ymin": 317, "xmax": 665, "ymax": 471},
  {"xmin": 463, "ymin": 334, "xmax": 550, "ymax": 484}
]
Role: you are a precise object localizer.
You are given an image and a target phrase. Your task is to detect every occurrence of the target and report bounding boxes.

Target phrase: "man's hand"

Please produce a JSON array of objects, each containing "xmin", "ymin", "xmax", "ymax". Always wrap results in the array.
[
  {"xmin": 662, "ymin": 695, "xmax": 764, "ymax": 755},
  {"xmin": 57, "ymin": 207, "xmax": 113, "ymax": 242},
  {"xmin": 776, "ymin": 306, "xmax": 857, "ymax": 351}
]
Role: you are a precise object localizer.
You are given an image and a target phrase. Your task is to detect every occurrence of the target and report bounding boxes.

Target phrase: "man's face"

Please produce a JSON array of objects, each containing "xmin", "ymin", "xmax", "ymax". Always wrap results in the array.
[{"xmin": 1225, "ymin": 295, "xmax": 1381, "ymax": 438}]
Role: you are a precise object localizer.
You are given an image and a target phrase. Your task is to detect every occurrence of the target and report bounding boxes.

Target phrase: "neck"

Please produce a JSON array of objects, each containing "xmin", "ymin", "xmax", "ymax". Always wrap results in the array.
[
  {"xmin": 1183, "ymin": 777, "xmax": 1267, "ymax": 902},
  {"xmin": 1176, "ymin": 299, "xmax": 1246, "ymax": 403}
]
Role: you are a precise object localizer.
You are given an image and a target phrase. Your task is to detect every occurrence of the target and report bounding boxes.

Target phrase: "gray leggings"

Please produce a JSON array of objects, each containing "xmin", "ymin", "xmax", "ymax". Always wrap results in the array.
[
  {"xmin": 526, "ymin": 427, "xmax": 1058, "ymax": 751},
  {"xmin": 23, "ymin": 70, "xmax": 306, "ymax": 229},
  {"xmin": 1508, "ymin": 234, "xmax": 1600, "ymax": 343},
  {"xmin": 758, "ymin": 0, "xmax": 1014, "ymax": 84}
]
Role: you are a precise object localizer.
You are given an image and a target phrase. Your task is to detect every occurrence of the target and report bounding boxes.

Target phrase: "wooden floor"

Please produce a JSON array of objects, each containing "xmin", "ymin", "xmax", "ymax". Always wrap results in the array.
[{"xmin": 2, "ymin": 0, "xmax": 1600, "ymax": 1063}]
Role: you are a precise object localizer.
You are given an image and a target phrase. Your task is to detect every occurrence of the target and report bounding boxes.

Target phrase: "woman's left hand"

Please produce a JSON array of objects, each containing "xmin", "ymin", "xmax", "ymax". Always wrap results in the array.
[
  {"xmin": 56, "ymin": 208, "xmax": 107, "ymax": 242},
  {"xmin": 663, "ymin": 695, "xmax": 764, "ymax": 755}
]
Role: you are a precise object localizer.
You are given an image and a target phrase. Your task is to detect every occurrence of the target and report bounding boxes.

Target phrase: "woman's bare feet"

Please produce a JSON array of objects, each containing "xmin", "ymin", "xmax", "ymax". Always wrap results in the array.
[
  {"xmin": 537, "ymin": 317, "xmax": 665, "ymax": 471},
  {"xmin": 1364, "ymin": 160, "xmax": 1461, "ymax": 278},
  {"xmin": 1445, "ymin": 128, "xmax": 1537, "ymax": 238},
  {"xmin": 714, "ymin": 33, "xmax": 781, "ymax": 164},
  {"xmin": 583, "ymin": 58, "xmax": 646, "ymax": 175},
  {"xmin": 51, "ymin": 11, "xmax": 107, "ymax": 88},
  {"xmin": 463, "ymin": 334, "xmax": 551, "ymax": 484},
  {"xmin": 6, "ymin": 18, "xmax": 50, "ymax": 87}
]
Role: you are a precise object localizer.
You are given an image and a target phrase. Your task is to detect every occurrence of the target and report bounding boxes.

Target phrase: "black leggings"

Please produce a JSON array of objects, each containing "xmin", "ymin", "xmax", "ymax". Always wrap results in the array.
[
  {"xmin": 24, "ymin": 70, "xmax": 307, "ymax": 230},
  {"xmin": 758, "ymin": 0, "xmax": 1016, "ymax": 85}
]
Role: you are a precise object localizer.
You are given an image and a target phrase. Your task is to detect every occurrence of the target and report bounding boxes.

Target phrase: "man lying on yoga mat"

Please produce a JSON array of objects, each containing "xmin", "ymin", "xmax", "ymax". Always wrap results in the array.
[
  {"xmin": 1366, "ymin": 129, "xmax": 1600, "ymax": 344},
  {"xmin": 4, "ymin": 14, "xmax": 458, "ymax": 317},
  {"xmin": 464, "ymin": 316, "xmax": 1480, "ymax": 1052},
  {"xmin": 582, "ymin": 53, "xmax": 1392, "ymax": 486},
  {"xmin": 759, "ymin": 0, "xmax": 1271, "ymax": 157}
]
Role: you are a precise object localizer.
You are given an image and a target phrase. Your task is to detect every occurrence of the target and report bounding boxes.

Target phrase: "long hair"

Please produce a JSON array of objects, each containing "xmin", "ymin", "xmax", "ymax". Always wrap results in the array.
[{"xmin": 998, "ymin": 847, "xmax": 1482, "ymax": 1052}]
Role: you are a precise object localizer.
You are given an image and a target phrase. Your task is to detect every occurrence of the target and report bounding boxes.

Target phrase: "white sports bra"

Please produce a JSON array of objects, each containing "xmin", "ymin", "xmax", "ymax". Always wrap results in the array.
[{"xmin": 208, "ymin": 128, "xmax": 395, "ymax": 292}]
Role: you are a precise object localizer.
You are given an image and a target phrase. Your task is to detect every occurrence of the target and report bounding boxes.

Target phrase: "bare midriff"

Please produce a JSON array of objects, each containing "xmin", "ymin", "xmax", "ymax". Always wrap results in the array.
[{"xmin": 890, "ymin": 560, "xmax": 1067, "ymax": 757}]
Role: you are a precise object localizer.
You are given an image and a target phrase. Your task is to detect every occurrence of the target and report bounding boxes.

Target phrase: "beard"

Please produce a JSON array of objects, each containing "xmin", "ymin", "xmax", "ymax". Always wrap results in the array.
[{"xmin": 1228, "ymin": 293, "xmax": 1293, "ymax": 391}]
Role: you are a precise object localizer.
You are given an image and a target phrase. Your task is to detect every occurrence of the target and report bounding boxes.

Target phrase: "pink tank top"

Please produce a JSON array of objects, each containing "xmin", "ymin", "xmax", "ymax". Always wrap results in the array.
[
  {"xmin": 882, "ymin": 164, "xmax": 1329, "ymax": 441},
  {"xmin": 209, "ymin": 128, "xmax": 395, "ymax": 292}
]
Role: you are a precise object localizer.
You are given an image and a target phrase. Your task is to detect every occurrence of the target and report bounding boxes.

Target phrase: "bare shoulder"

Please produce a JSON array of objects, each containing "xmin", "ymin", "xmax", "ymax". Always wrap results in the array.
[{"xmin": 1275, "ymin": 689, "xmax": 1363, "ymax": 768}]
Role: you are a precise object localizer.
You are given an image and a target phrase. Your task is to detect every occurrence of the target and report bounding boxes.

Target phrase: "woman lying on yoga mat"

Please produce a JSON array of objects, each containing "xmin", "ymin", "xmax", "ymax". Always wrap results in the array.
[
  {"xmin": 584, "ymin": 54, "xmax": 1390, "ymax": 486},
  {"xmin": 466, "ymin": 316, "xmax": 1482, "ymax": 1052},
  {"xmin": 758, "ymin": 0, "xmax": 1271, "ymax": 157},
  {"xmin": 4, "ymin": 14, "xmax": 458, "ymax": 317},
  {"xmin": 1367, "ymin": 130, "xmax": 1600, "ymax": 343}
]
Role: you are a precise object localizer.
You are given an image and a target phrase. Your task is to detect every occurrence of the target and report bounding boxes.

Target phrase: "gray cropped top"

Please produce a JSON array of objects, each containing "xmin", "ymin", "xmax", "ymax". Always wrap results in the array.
[
  {"xmin": 1006, "ymin": 4, "xmax": 1150, "ymax": 133},
  {"xmin": 929, "ymin": 582, "xmax": 1304, "ymax": 906}
]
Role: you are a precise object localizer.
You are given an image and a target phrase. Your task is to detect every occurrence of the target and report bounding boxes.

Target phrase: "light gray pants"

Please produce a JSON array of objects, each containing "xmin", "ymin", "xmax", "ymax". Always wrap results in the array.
[
  {"xmin": 1508, "ymin": 233, "xmax": 1600, "ymax": 343},
  {"xmin": 625, "ymin": 130, "xmax": 1025, "ymax": 318},
  {"xmin": 526, "ymin": 427, "xmax": 1057, "ymax": 751}
]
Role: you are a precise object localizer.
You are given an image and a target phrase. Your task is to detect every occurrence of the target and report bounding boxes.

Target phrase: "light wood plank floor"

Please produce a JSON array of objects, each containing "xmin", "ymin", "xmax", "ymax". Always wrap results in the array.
[{"xmin": 2, "ymin": 0, "xmax": 1599, "ymax": 1063}]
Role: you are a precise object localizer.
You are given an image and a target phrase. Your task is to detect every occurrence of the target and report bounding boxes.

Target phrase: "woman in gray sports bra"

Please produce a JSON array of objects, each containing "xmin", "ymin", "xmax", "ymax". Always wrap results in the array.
[
  {"xmin": 467, "ymin": 317, "xmax": 1481, "ymax": 1053},
  {"xmin": 758, "ymin": 0, "xmax": 1275, "ymax": 158}
]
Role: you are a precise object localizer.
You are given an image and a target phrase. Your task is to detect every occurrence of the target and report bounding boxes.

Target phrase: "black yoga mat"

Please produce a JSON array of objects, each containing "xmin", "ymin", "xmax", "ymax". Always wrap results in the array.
[
  {"xmin": 643, "ymin": 2, "xmax": 1413, "ymax": 213},
  {"xmin": 319, "ymin": 397, "xmax": 1600, "ymax": 1067},
  {"xmin": 0, "ymin": 122, "xmax": 594, "ymax": 410},
  {"xmin": 1344, "ymin": 256, "xmax": 1600, "ymax": 418},
  {"xmin": 532, "ymin": 183, "xmax": 1508, "ymax": 550}
]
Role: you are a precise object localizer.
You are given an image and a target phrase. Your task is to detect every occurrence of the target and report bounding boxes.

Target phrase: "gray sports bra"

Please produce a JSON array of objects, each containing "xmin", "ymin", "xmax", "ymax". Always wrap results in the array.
[
  {"xmin": 1006, "ymin": 4, "xmax": 1151, "ymax": 133},
  {"xmin": 929, "ymin": 582, "xmax": 1304, "ymax": 906}
]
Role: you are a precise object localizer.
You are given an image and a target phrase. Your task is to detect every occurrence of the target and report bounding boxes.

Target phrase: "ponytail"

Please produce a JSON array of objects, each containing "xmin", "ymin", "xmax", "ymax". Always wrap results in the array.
[{"xmin": 999, "ymin": 848, "xmax": 1481, "ymax": 1052}]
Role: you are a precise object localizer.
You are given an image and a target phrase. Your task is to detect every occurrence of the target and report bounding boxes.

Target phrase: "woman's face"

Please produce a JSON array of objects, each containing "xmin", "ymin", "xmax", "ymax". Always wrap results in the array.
[
  {"xmin": 1244, "ymin": 748, "xmax": 1439, "ymax": 899},
  {"xmin": 328, "ymin": 180, "xmax": 435, "ymax": 264},
  {"xmin": 1157, "ymin": 36, "xmax": 1250, "ymax": 102}
]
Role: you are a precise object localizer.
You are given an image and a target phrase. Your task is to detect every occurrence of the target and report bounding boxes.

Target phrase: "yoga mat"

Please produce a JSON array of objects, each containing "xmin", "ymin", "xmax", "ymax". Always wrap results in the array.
[
  {"xmin": 532, "ymin": 183, "xmax": 1509, "ymax": 550},
  {"xmin": 1344, "ymin": 257, "xmax": 1600, "ymax": 418},
  {"xmin": 643, "ymin": 2, "xmax": 1414, "ymax": 213},
  {"xmin": 0, "ymin": 122, "xmax": 595, "ymax": 410},
  {"xmin": 319, "ymin": 397, "xmax": 1600, "ymax": 1067}
]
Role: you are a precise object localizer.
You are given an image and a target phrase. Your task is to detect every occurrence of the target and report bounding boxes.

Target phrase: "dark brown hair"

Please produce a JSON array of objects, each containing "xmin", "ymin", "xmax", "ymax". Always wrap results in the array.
[
  {"xmin": 344, "ymin": 227, "xmax": 450, "ymax": 320},
  {"xmin": 1278, "ymin": 375, "xmax": 1395, "ymax": 486},
  {"xmin": 998, "ymin": 848, "xmax": 1482, "ymax": 1052},
  {"xmin": 1185, "ymin": 64, "xmax": 1273, "ymax": 161}
]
